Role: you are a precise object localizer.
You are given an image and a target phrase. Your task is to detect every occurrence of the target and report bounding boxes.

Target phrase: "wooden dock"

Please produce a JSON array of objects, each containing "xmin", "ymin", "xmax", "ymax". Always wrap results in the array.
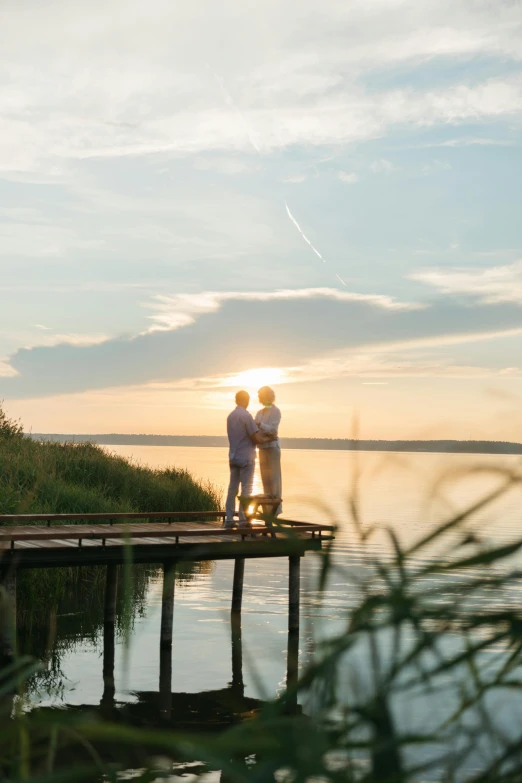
[
  {"xmin": 0, "ymin": 510, "xmax": 334, "ymax": 706},
  {"xmin": 0, "ymin": 511, "xmax": 332, "ymax": 567}
]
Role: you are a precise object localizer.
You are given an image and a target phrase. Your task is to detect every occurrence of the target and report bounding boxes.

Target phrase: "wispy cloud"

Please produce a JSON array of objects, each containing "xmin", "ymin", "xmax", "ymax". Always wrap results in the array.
[
  {"xmin": 270, "ymin": 327, "xmax": 522, "ymax": 383},
  {"xmin": 421, "ymin": 159, "xmax": 452, "ymax": 175},
  {"xmin": 338, "ymin": 171, "xmax": 359, "ymax": 184},
  {"xmin": 0, "ymin": 360, "xmax": 19, "ymax": 378},
  {"xmin": 412, "ymin": 260, "xmax": 522, "ymax": 305},
  {"xmin": 283, "ymin": 174, "xmax": 307, "ymax": 184},
  {"xmin": 370, "ymin": 158, "xmax": 397, "ymax": 174},
  {"xmin": 145, "ymin": 287, "xmax": 425, "ymax": 332},
  {"xmin": 24, "ymin": 333, "xmax": 109, "ymax": 349}
]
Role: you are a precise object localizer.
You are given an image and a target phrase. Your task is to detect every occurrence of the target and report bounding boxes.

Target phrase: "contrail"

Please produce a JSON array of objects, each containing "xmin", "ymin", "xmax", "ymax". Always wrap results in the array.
[
  {"xmin": 285, "ymin": 202, "xmax": 347, "ymax": 286},
  {"xmin": 285, "ymin": 202, "xmax": 326, "ymax": 263}
]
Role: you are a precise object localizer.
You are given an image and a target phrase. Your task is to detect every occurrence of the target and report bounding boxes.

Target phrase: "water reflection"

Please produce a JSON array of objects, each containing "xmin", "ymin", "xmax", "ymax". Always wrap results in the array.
[{"xmin": 6, "ymin": 560, "xmax": 300, "ymax": 731}]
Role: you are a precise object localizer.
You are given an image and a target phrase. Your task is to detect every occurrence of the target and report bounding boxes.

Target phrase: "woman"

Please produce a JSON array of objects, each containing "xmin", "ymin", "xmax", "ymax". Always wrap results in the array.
[{"xmin": 255, "ymin": 386, "xmax": 282, "ymax": 517}]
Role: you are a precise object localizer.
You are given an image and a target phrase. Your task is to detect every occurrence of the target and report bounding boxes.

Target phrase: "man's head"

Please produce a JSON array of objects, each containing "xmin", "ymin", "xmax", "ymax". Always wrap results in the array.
[
  {"xmin": 258, "ymin": 386, "xmax": 276, "ymax": 406},
  {"xmin": 235, "ymin": 390, "xmax": 250, "ymax": 408}
]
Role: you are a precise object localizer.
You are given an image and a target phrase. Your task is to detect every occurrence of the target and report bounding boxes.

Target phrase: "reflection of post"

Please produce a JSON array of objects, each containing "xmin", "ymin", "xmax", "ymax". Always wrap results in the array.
[
  {"xmin": 0, "ymin": 567, "xmax": 17, "ymax": 663},
  {"xmin": 230, "ymin": 615, "xmax": 244, "ymax": 697},
  {"xmin": 231, "ymin": 558, "xmax": 245, "ymax": 616},
  {"xmin": 159, "ymin": 562, "xmax": 175, "ymax": 720},
  {"xmin": 159, "ymin": 644, "xmax": 172, "ymax": 720},
  {"xmin": 286, "ymin": 629, "xmax": 299, "ymax": 713},
  {"xmin": 286, "ymin": 555, "xmax": 300, "ymax": 713},
  {"xmin": 102, "ymin": 564, "xmax": 118, "ymax": 707}
]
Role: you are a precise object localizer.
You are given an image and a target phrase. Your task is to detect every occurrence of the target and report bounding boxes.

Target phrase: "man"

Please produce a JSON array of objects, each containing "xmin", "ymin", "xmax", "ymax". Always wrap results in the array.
[{"xmin": 225, "ymin": 390, "xmax": 263, "ymax": 528}]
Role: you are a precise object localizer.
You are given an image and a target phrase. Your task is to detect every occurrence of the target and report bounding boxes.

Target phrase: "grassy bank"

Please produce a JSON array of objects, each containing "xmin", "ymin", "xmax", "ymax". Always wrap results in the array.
[{"xmin": 0, "ymin": 409, "xmax": 220, "ymax": 517}]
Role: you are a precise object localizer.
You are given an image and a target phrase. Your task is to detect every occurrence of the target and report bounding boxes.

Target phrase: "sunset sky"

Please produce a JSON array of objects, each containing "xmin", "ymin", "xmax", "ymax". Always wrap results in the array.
[{"xmin": 1, "ymin": 0, "xmax": 522, "ymax": 440}]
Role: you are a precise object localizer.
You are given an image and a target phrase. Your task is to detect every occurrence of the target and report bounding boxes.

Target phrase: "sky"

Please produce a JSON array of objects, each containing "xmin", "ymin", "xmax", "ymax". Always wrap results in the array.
[{"xmin": 1, "ymin": 0, "xmax": 522, "ymax": 440}]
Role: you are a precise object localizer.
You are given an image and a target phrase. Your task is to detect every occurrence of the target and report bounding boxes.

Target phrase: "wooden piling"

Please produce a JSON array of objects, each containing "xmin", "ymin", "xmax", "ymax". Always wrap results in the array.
[
  {"xmin": 102, "ymin": 564, "xmax": 118, "ymax": 706},
  {"xmin": 159, "ymin": 562, "xmax": 175, "ymax": 719},
  {"xmin": 0, "ymin": 567, "xmax": 17, "ymax": 661},
  {"xmin": 160, "ymin": 562, "xmax": 176, "ymax": 647},
  {"xmin": 288, "ymin": 555, "xmax": 300, "ymax": 633},
  {"xmin": 231, "ymin": 558, "xmax": 245, "ymax": 615}
]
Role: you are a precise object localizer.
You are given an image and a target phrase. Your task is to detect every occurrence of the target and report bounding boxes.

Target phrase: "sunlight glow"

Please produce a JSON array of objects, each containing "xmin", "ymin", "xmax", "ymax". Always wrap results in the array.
[{"xmin": 219, "ymin": 367, "xmax": 287, "ymax": 393}]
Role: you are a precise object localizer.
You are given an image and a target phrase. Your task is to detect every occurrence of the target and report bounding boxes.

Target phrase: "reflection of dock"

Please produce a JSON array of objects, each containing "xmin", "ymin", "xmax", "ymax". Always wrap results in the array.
[
  {"xmin": 0, "ymin": 511, "xmax": 333, "ymax": 706},
  {"xmin": 118, "ymin": 620, "xmax": 281, "ymax": 731},
  {"xmin": 37, "ymin": 612, "xmax": 299, "ymax": 732}
]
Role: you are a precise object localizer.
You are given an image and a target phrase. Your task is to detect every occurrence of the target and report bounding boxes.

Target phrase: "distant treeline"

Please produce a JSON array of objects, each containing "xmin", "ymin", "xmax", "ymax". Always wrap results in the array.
[{"xmin": 28, "ymin": 433, "xmax": 522, "ymax": 455}]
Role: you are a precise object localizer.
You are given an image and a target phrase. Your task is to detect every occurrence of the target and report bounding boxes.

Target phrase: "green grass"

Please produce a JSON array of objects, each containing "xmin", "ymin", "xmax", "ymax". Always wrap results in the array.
[{"xmin": 0, "ymin": 414, "xmax": 220, "ymax": 518}]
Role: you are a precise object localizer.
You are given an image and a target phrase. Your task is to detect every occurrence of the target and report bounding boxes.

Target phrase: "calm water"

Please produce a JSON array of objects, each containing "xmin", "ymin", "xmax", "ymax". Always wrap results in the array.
[{"xmin": 21, "ymin": 446, "xmax": 522, "ymax": 773}]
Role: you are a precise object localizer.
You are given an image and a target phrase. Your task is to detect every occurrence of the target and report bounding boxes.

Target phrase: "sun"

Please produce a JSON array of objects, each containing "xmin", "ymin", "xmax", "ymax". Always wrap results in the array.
[{"xmin": 220, "ymin": 367, "xmax": 286, "ymax": 394}]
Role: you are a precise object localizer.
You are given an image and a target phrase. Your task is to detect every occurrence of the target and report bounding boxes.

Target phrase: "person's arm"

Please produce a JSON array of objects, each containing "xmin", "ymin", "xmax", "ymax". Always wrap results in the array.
[
  {"xmin": 245, "ymin": 413, "xmax": 264, "ymax": 444},
  {"xmin": 257, "ymin": 408, "xmax": 281, "ymax": 438}
]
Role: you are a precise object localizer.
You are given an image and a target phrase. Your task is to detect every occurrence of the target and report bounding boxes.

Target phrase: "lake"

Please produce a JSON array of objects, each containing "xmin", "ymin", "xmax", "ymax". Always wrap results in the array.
[{"xmin": 21, "ymin": 446, "xmax": 522, "ymax": 774}]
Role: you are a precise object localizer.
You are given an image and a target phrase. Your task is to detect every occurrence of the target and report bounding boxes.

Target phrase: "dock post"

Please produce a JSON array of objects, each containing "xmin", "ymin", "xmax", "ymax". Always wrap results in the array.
[
  {"xmin": 160, "ymin": 562, "xmax": 176, "ymax": 646},
  {"xmin": 102, "ymin": 564, "xmax": 118, "ymax": 707},
  {"xmin": 159, "ymin": 562, "xmax": 175, "ymax": 719},
  {"xmin": 0, "ymin": 567, "xmax": 17, "ymax": 662},
  {"xmin": 288, "ymin": 555, "xmax": 300, "ymax": 633},
  {"xmin": 231, "ymin": 558, "xmax": 245, "ymax": 616}
]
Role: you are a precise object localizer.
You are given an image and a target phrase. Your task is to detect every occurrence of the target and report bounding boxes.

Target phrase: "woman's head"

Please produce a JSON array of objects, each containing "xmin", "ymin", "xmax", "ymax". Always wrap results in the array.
[{"xmin": 258, "ymin": 386, "xmax": 276, "ymax": 406}]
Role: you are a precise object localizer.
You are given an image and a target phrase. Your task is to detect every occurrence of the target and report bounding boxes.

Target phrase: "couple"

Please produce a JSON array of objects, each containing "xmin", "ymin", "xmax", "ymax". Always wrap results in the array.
[{"xmin": 225, "ymin": 386, "xmax": 282, "ymax": 528}]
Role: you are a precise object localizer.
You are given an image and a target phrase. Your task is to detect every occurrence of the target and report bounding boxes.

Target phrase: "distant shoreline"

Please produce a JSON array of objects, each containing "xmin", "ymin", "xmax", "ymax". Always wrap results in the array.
[{"xmin": 27, "ymin": 433, "xmax": 522, "ymax": 455}]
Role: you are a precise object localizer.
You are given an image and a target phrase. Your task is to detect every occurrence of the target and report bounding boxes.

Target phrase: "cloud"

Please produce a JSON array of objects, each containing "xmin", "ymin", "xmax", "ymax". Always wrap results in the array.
[
  {"xmin": 370, "ymin": 159, "xmax": 397, "ymax": 174},
  {"xmin": 3, "ymin": 278, "xmax": 522, "ymax": 402},
  {"xmin": 421, "ymin": 159, "xmax": 452, "ymax": 175},
  {"xmin": 29, "ymin": 333, "xmax": 109, "ymax": 348},
  {"xmin": 2, "ymin": 0, "xmax": 522, "ymax": 173},
  {"xmin": 283, "ymin": 175, "xmax": 307, "ymax": 183},
  {"xmin": 145, "ymin": 286, "xmax": 424, "ymax": 332},
  {"xmin": 5, "ymin": 76, "xmax": 519, "ymax": 169},
  {"xmin": 193, "ymin": 156, "xmax": 260, "ymax": 175},
  {"xmin": 338, "ymin": 171, "xmax": 359, "ymax": 184},
  {"xmin": 0, "ymin": 360, "xmax": 18, "ymax": 378},
  {"xmin": 270, "ymin": 327, "xmax": 522, "ymax": 384},
  {"xmin": 412, "ymin": 137, "xmax": 515, "ymax": 149},
  {"xmin": 412, "ymin": 261, "xmax": 522, "ymax": 305}
]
